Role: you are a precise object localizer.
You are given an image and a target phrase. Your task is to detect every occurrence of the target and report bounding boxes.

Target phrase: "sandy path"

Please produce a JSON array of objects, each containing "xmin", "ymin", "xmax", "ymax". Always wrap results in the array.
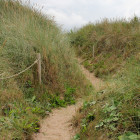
[
  {"xmin": 33, "ymin": 102, "xmax": 82, "ymax": 140},
  {"xmin": 78, "ymin": 59, "xmax": 103, "ymax": 91},
  {"xmin": 33, "ymin": 59, "xmax": 102, "ymax": 140}
]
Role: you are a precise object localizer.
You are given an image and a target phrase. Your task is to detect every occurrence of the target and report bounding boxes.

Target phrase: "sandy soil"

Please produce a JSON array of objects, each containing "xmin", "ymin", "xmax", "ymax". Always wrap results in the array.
[
  {"xmin": 33, "ymin": 59, "xmax": 102, "ymax": 140},
  {"xmin": 33, "ymin": 102, "xmax": 82, "ymax": 140},
  {"xmin": 78, "ymin": 58, "xmax": 103, "ymax": 91}
]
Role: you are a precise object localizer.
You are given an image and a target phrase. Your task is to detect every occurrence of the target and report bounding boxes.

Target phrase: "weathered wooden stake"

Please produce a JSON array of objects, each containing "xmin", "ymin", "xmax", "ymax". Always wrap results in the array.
[
  {"xmin": 37, "ymin": 53, "xmax": 41, "ymax": 85},
  {"xmin": 93, "ymin": 45, "xmax": 95, "ymax": 58}
]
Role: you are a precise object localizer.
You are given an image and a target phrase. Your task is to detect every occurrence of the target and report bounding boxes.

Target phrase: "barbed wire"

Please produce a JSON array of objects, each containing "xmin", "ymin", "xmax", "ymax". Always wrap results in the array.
[{"xmin": 0, "ymin": 58, "xmax": 40, "ymax": 80}]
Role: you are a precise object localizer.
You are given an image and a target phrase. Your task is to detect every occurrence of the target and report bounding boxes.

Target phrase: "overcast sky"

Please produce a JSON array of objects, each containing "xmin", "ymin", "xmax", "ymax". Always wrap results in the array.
[{"xmin": 22, "ymin": 0, "xmax": 140, "ymax": 30}]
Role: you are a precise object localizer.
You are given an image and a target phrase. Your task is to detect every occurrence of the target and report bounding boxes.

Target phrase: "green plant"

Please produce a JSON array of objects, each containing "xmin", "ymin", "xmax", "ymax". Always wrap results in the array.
[
  {"xmin": 64, "ymin": 86, "xmax": 76, "ymax": 105},
  {"xmin": 73, "ymin": 134, "xmax": 80, "ymax": 140},
  {"xmin": 95, "ymin": 103, "xmax": 121, "ymax": 131},
  {"xmin": 118, "ymin": 132, "xmax": 140, "ymax": 140},
  {"xmin": 31, "ymin": 107, "xmax": 45, "ymax": 116},
  {"xmin": 82, "ymin": 100, "xmax": 96, "ymax": 110},
  {"xmin": 50, "ymin": 95, "xmax": 66, "ymax": 107},
  {"xmin": 49, "ymin": 86, "xmax": 76, "ymax": 107},
  {"xmin": 81, "ymin": 112, "xmax": 95, "ymax": 133}
]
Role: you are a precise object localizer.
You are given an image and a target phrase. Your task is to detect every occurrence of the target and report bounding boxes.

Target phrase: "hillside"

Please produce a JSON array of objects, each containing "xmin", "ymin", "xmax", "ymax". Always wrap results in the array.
[
  {"xmin": 0, "ymin": 1, "xmax": 91, "ymax": 139},
  {"xmin": 69, "ymin": 18, "xmax": 140, "ymax": 139},
  {"xmin": 69, "ymin": 18, "xmax": 140, "ymax": 78}
]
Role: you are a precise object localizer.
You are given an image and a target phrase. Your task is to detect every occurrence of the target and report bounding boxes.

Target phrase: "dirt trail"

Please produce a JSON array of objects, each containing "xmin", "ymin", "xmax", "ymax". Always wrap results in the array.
[
  {"xmin": 33, "ymin": 102, "xmax": 82, "ymax": 140},
  {"xmin": 33, "ymin": 60, "xmax": 102, "ymax": 140},
  {"xmin": 78, "ymin": 59, "xmax": 103, "ymax": 91}
]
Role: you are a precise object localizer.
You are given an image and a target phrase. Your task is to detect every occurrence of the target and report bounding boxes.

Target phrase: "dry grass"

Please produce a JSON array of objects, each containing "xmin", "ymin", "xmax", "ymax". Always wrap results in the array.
[
  {"xmin": 70, "ymin": 18, "xmax": 140, "ymax": 139},
  {"xmin": 69, "ymin": 17, "xmax": 140, "ymax": 78},
  {"xmin": 0, "ymin": 1, "xmax": 92, "ymax": 139}
]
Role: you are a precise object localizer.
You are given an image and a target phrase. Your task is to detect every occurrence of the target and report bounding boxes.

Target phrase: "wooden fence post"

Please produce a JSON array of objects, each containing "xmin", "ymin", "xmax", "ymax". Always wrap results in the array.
[
  {"xmin": 37, "ymin": 53, "xmax": 41, "ymax": 85},
  {"xmin": 93, "ymin": 45, "xmax": 95, "ymax": 59}
]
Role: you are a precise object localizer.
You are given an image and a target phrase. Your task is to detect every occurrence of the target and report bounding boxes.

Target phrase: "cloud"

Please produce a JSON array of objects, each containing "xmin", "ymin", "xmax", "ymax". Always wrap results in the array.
[
  {"xmin": 122, "ymin": 0, "xmax": 140, "ymax": 17},
  {"xmin": 46, "ymin": 9, "xmax": 87, "ymax": 29},
  {"xmin": 22, "ymin": 0, "xmax": 140, "ymax": 29}
]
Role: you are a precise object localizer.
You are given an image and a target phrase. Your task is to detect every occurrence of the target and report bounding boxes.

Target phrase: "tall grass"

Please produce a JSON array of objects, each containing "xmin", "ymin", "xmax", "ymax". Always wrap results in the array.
[
  {"xmin": 70, "ymin": 18, "xmax": 140, "ymax": 140},
  {"xmin": 0, "ymin": 1, "xmax": 91, "ymax": 139},
  {"xmin": 73, "ymin": 56, "xmax": 140, "ymax": 140},
  {"xmin": 69, "ymin": 17, "xmax": 140, "ymax": 77}
]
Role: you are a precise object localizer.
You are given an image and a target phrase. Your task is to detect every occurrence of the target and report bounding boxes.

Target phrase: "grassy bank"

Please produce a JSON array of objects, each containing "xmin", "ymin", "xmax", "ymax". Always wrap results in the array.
[
  {"xmin": 0, "ymin": 1, "xmax": 92, "ymax": 139},
  {"xmin": 69, "ymin": 18, "xmax": 140, "ymax": 139},
  {"xmin": 73, "ymin": 57, "xmax": 140, "ymax": 140},
  {"xmin": 69, "ymin": 17, "xmax": 140, "ymax": 78}
]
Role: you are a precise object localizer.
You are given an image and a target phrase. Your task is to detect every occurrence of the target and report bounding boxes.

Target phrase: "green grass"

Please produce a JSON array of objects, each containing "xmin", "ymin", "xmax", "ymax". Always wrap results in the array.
[
  {"xmin": 69, "ymin": 17, "xmax": 140, "ymax": 78},
  {"xmin": 73, "ymin": 56, "xmax": 140, "ymax": 140},
  {"xmin": 0, "ymin": 1, "xmax": 92, "ymax": 139},
  {"xmin": 70, "ymin": 18, "xmax": 140, "ymax": 140}
]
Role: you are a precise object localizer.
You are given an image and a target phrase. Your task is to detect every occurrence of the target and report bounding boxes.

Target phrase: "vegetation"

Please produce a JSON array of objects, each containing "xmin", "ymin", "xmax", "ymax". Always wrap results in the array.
[
  {"xmin": 0, "ymin": 1, "xmax": 92, "ymax": 139},
  {"xmin": 70, "ymin": 18, "xmax": 140, "ymax": 139},
  {"xmin": 0, "ymin": 1, "xmax": 139, "ymax": 140},
  {"xmin": 69, "ymin": 17, "xmax": 140, "ymax": 78}
]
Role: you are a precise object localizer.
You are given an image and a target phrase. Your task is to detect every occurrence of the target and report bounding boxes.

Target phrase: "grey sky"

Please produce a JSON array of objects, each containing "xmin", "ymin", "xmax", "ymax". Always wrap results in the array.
[{"xmin": 22, "ymin": 0, "xmax": 140, "ymax": 30}]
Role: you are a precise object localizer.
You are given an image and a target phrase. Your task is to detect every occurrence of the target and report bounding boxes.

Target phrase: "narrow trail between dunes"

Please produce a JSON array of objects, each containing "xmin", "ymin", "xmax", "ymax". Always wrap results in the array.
[
  {"xmin": 78, "ymin": 59, "xmax": 103, "ymax": 91},
  {"xmin": 33, "ymin": 60, "xmax": 103, "ymax": 140},
  {"xmin": 33, "ymin": 102, "xmax": 82, "ymax": 140}
]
